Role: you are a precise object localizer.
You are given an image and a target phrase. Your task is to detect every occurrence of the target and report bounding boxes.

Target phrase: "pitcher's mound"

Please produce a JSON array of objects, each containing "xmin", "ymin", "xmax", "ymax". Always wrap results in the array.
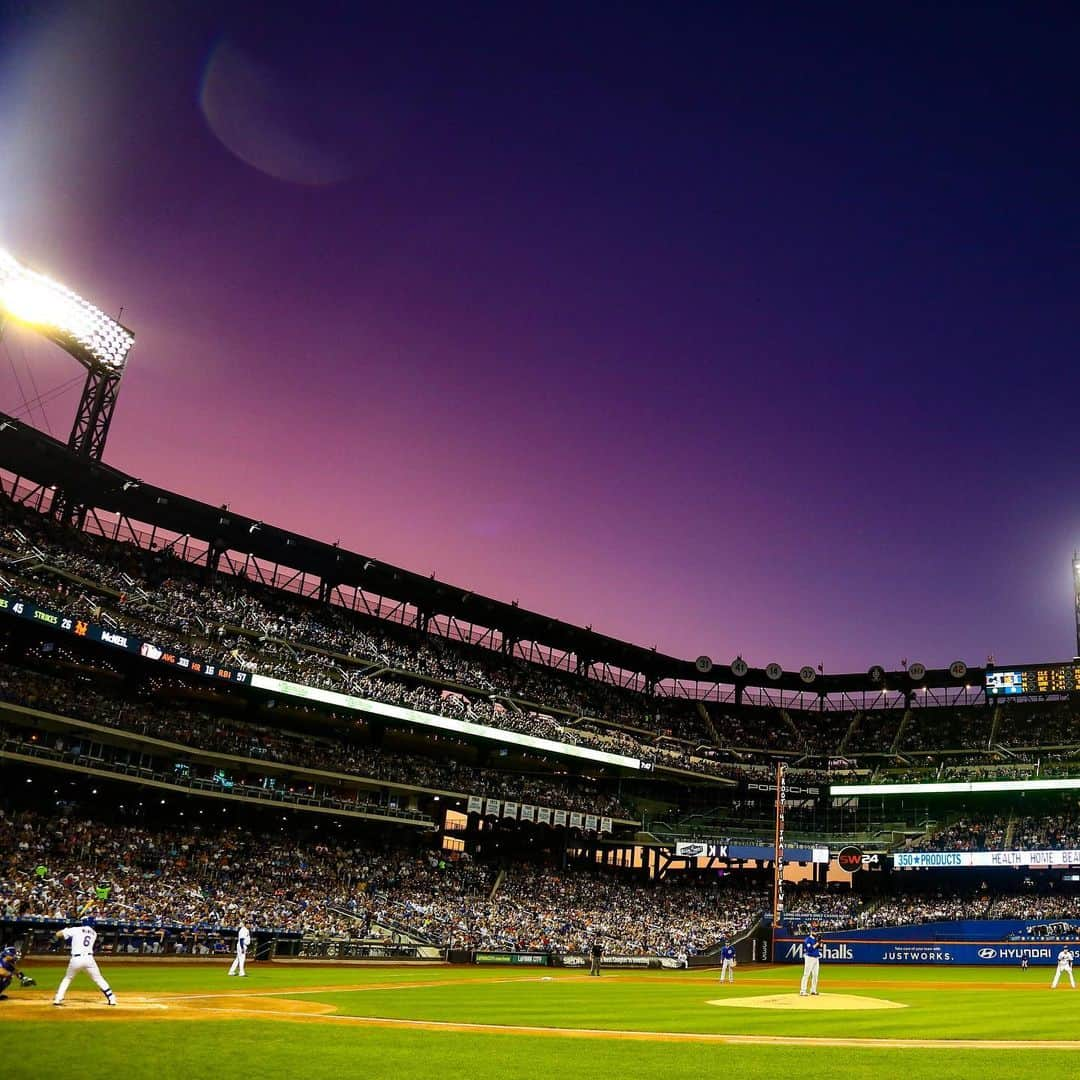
[{"xmin": 708, "ymin": 993, "xmax": 906, "ymax": 1011}]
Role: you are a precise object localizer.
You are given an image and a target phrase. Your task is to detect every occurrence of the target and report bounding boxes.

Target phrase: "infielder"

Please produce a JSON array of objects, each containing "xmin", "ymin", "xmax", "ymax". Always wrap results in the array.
[
  {"xmin": 228, "ymin": 922, "xmax": 251, "ymax": 977},
  {"xmin": 799, "ymin": 930, "xmax": 821, "ymax": 996},
  {"xmin": 0, "ymin": 946, "xmax": 35, "ymax": 999},
  {"xmin": 1050, "ymin": 946, "xmax": 1075, "ymax": 989},
  {"xmin": 52, "ymin": 917, "xmax": 116, "ymax": 1006},
  {"xmin": 719, "ymin": 941, "xmax": 736, "ymax": 983}
]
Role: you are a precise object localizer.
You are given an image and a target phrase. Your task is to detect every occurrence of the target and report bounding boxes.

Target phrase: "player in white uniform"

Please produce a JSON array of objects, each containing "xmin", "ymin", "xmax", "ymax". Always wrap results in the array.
[
  {"xmin": 1050, "ymin": 946, "xmax": 1075, "ymax": 989},
  {"xmin": 52, "ymin": 917, "xmax": 116, "ymax": 1006},
  {"xmin": 228, "ymin": 922, "xmax": 251, "ymax": 977}
]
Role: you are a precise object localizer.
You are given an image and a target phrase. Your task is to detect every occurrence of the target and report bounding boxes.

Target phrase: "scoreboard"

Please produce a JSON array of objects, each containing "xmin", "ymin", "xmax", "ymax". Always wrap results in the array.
[{"xmin": 986, "ymin": 663, "xmax": 1080, "ymax": 696}]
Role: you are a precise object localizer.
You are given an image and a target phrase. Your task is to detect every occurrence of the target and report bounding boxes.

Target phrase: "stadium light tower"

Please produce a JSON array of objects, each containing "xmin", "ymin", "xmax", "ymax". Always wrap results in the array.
[{"xmin": 0, "ymin": 248, "xmax": 134, "ymax": 462}]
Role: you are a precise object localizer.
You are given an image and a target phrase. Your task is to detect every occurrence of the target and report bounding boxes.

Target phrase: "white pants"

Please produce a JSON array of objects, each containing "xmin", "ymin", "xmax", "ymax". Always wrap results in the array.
[
  {"xmin": 1051, "ymin": 963, "xmax": 1075, "ymax": 988},
  {"xmin": 720, "ymin": 959, "xmax": 735, "ymax": 982},
  {"xmin": 228, "ymin": 948, "xmax": 246, "ymax": 976},
  {"xmin": 800, "ymin": 956, "xmax": 820, "ymax": 994},
  {"xmin": 54, "ymin": 955, "xmax": 114, "ymax": 1003}
]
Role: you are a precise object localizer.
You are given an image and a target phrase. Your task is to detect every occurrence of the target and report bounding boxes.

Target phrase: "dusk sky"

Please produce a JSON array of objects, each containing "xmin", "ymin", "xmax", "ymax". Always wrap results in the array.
[{"xmin": 1, "ymin": 1, "xmax": 1078, "ymax": 673}]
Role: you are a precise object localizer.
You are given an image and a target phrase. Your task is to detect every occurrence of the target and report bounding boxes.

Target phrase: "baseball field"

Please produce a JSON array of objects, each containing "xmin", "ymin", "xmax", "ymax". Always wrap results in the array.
[{"xmin": 5, "ymin": 961, "xmax": 1079, "ymax": 1080}]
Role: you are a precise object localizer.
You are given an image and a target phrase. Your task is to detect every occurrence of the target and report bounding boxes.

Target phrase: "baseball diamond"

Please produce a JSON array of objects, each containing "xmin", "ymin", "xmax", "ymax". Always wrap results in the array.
[
  {"xmin": 3, "ymin": 6, "xmax": 1080, "ymax": 1080},
  {"xmin": 5, "ymin": 963, "xmax": 1080, "ymax": 1080}
]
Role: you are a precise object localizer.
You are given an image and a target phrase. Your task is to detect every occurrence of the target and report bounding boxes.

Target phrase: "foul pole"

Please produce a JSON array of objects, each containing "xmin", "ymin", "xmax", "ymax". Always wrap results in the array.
[{"xmin": 772, "ymin": 761, "xmax": 786, "ymax": 956}]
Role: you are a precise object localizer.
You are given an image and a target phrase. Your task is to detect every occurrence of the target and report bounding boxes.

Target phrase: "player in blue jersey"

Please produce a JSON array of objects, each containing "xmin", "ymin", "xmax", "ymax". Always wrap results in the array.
[
  {"xmin": 719, "ymin": 941, "xmax": 736, "ymax": 983},
  {"xmin": 0, "ymin": 946, "xmax": 35, "ymax": 999},
  {"xmin": 799, "ymin": 929, "xmax": 821, "ymax": 996}
]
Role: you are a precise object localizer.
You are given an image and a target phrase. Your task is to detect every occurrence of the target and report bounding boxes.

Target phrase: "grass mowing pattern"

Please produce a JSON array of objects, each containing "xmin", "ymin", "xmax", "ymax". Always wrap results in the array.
[{"xmin": 6, "ymin": 963, "xmax": 1080, "ymax": 1080}]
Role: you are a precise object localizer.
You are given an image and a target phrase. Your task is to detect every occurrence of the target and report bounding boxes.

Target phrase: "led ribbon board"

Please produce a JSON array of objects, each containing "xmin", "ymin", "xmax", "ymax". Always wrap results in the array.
[
  {"xmin": 0, "ymin": 249, "xmax": 134, "ymax": 370},
  {"xmin": 894, "ymin": 850, "xmax": 1080, "ymax": 869},
  {"xmin": 249, "ymin": 673, "xmax": 644, "ymax": 770},
  {"xmin": 831, "ymin": 778, "xmax": 1080, "ymax": 796}
]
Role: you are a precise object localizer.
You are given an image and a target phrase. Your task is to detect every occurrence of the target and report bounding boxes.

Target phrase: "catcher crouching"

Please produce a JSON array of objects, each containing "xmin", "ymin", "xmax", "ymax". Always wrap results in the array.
[{"xmin": 0, "ymin": 946, "xmax": 35, "ymax": 998}]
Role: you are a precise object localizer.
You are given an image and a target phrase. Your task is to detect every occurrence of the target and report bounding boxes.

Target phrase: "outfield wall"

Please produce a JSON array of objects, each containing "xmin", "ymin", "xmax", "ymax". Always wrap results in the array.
[{"xmin": 775, "ymin": 919, "xmax": 1080, "ymax": 965}]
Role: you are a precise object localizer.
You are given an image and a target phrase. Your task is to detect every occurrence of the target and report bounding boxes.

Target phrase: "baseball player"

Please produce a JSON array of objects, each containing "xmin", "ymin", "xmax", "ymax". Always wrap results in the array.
[
  {"xmin": 228, "ymin": 921, "xmax": 251, "ymax": 977},
  {"xmin": 1050, "ymin": 946, "xmax": 1075, "ymax": 989},
  {"xmin": 0, "ymin": 946, "xmax": 35, "ymax": 999},
  {"xmin": 719, "ymin": 940, "xmax": 737, "ymax": 983},
  {"xmin": 799, "ymin": 930, "xmax": 821, "ymax": 996},
  {"xmin": 589, "ymin": 937, "xmax": 603, "ymax": 977},
  {"xmin": 52, "ymin": 916, "xmax": 116, "ymax": 1006}
]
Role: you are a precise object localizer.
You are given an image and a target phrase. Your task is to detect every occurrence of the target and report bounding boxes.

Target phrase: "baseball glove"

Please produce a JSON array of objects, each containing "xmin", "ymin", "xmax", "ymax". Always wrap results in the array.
[{"xmin": 18, "ymin": 975, "xmax": 36, "ymax": 987}]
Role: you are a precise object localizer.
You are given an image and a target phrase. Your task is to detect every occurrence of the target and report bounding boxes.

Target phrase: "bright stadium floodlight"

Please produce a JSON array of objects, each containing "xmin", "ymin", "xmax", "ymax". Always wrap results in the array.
[{"xmin": 0, "ymin": 248, "xmax": 134, "ymax": 371}]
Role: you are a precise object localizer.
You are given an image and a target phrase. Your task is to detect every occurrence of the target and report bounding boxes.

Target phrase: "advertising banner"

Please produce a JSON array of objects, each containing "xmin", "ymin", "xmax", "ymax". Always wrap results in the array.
[
  {"xmin": 569, "ymin": 812, "xmax": 583, "ymax": 829},
  {"xmin": 585, "ymin": 814, "xmax": 599, "ymax": 832},
  {"xmin": 520, "ymin": 804, "xmax": 535, "ymax": 822},
  {"xmin": 537, "ymin": 807, "xmax": 552, "ymax": 825},
  {"xmin": 894, "ymin": 850, "xmax": 1080, "ymax": 869},
  {"xmin": 551, "ymin": 955, "xmax": 681, "ymax": 970},
  {"xmin": 600, "ymin": 817, "xmax": 613, "ymax": 833},
  {"xmin": 502, "ymin": 801, "xmax": 519, "ymax": 819},
  {"xmin": 674, "ymin": 841, "xmax": 830, "ymax": 864},
  {"xmin": 553, "ymin": 810, "xmax": 568, "ymax": 827},
  {"xmin": 474, "ymin": 952, "xmax": 550, "ymax": 966},
  {"xmin": 774, "ymin": 937, "xmax": 1071, "ymax": 966},
  {"xmin": 466, "ymin": 796, "xmax": 483, "ymax": 815},
  {"xmin": 484, "ymin": 799, "xmax": 501, "ymax": 816}
]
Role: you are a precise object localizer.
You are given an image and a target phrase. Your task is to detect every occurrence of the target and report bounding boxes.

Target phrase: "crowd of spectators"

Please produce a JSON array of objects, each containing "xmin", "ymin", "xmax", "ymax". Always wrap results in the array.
[
  {"xmin": 855, "ymin": 890, "xmax": 992, "ymax": 927},
  {"xmin": 0, "ymin": 718, "xmax": 426, "ymax": 822},
  {"xmin": 908, "ymin": 813, "xmax": 1080, "ymax": 852},
  {"xmin": 844, "ymin": 711, "xmax": 907, "ymax": 754},
  {"xmin": 855, "ymin": 889, "xmax": 1080, "ymax": 929},
  {"xmin": 0, "ymin": 808, "xmax": 402, "ymax": 935},
  {"xmin": 0, "ymin": 661, "xmax": 631, "ymax": 819},
  {"xmin": 999, "ymin": 704, "xmax": 1079, "ymax": 748},
  {"xmin": 910, "ymin": 817, "xmax": 1009, "ymax": 852},
  {"xmin": 793, "ymin": 712, "xmax": 854, "ymax": 756},
  {"xmin": 1011, "ymin": 815, "xmax": 1080, "ymax": 851},
  {"xmin": 434, "ymin": 867, "xmax": 767, "ymax": 956},
  {"xmin": 0, "ymin": 808, "xmax": 768, "ymax": 954},
  {"xmin": 0, "ymin": 506, "xmax": 750, "ymax": 776},
  {"xmin": 901, "ymin": 708, "xmax": 994, "ymax": 752},
  {"xmin": 0, "ymin": 504, "xmax": 693, "ymax": 722},
  {"xmin": 992, "ymin": 895, "xmax": 1080, "ymax": 923},
  {"xmin": 6, "ymin": 497, "xmax": 1080, "ymax": 791}
]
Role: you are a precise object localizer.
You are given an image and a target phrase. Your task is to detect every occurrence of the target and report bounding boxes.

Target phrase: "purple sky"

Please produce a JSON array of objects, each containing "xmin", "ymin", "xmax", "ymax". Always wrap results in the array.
[{"xmin": 2, "ymin": 2, "xmax": 1079, "ymax": 672}]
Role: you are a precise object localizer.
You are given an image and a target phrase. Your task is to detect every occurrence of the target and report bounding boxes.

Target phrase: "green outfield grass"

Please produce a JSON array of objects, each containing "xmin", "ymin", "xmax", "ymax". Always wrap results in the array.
[{"xmin": 6, "ymin": 962, "xmax": 1080, "ymax": 1080}]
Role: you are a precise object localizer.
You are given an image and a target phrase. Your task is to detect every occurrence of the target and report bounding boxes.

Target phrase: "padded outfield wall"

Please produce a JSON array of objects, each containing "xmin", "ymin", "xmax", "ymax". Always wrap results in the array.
[{"xmin": 774, "ymin": 920, "xmax": 1080, "ymax": 965}]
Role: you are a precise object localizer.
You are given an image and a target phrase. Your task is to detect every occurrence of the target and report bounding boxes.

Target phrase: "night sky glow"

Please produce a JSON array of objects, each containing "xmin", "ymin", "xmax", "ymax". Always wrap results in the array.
[{"xmin": 1, "ymin": 2, "xmax": 1078, "ymax": 672}]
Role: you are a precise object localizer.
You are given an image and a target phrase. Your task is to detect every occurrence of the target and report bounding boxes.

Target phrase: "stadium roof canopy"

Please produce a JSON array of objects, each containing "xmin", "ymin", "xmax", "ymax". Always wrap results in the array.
[{"xmin": 0, "ymin": 413, "xmax": 984, "ymax": 696}]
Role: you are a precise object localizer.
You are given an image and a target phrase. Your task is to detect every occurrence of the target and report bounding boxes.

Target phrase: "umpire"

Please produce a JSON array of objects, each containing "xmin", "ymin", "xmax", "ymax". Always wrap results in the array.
[{"xmin": 590, "ymin": 938, "xmax": 603, "ymax": 976}]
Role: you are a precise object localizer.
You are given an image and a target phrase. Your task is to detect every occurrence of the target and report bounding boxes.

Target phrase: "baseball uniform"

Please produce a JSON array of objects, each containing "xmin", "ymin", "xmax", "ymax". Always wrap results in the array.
[
  {"xmin": 719, "ymin": 944, "xmax": 736, "ymax": 983},
  {"xmin": 53, "ymin": 923, "xmax": 116, "ymax": 1006},
  {"xmin": 228, "ymin": 924, "xmax": 251, "ymax": 977},
  {"xmin": 1051, "ymin": 947, "xmax": 1075, "ymax": 989},
  {"xmin": 799, "ymin": 934, "xmax": 821, "ymax": 996}
]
